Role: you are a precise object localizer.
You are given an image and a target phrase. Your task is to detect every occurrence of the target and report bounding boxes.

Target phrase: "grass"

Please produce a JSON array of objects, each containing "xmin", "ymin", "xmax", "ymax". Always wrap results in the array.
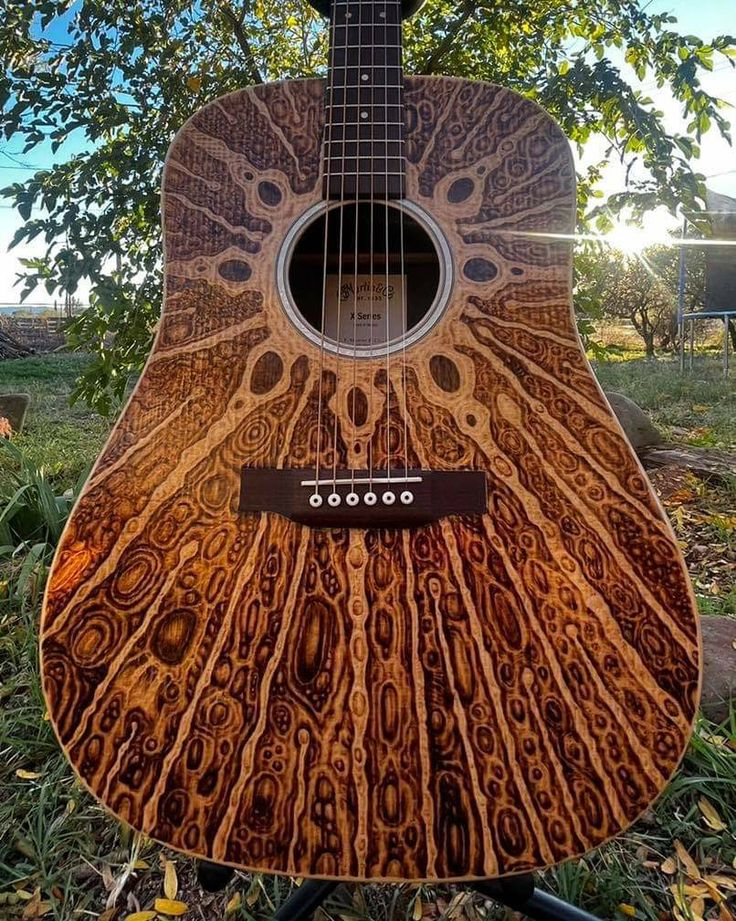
[
  {"xmin": 0, "ymin": 354, "xmax": 111, "ymax": 489},
  {"xmin": 593, "ymin": 356, "xmax": 736, "ymax": 447},
  {"xmin": 0, "ymin": 352, "xmax": 735, "ymax": 921}
]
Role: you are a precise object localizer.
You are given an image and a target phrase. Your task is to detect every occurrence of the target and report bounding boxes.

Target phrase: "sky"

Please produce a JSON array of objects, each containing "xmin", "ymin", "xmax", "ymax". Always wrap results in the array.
[{"xmin": 0, "ymin": 0, "xmax": 735, "ymax": 307}]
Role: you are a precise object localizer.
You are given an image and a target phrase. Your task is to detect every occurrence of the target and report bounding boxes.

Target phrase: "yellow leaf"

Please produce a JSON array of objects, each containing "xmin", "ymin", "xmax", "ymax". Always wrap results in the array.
[
  {"xmin": 698, "ymin": 796, "xmax": 727, "ymax": 832},
  {"xmin": 693, "ymin": 405, "xmax": 710, "ymax": 413},
  {"xmin": 15, "ymin": 891, "xmax": 34, "ymax": 901},
  {"xmin": 412, "ymin": 896, "xmax": 423, "ymax": 921},
  {"xmin": 691, "ymin": 897, "xmax": 706, "ymax": 921},
  {"xmin": 133, "ymin": 860, "xmax": 150, "ymax": 870},
  {"xmin": 674, "ymin": 839, "xmax": 701, "ymax": 880},
  {"xmin": 186, "ymin": 76, "xmax": 201, "ymax": 92},
  {"xmin": 154, "ymin": 899, "xmax": 187, "ymax": 916},
  {"xmin": 617, "ymin": 904, "xmax": 636, "ymax": 917},
  {"xmin": 681, "ymin": 884, "xmax": 710, "ymax": 897},
  {"xmin": 163, "ymin": 860, "xmax": 178, "ymax": 900},
  {"xmin": 661, "ymin": 856, "xmax": 677, "ymax": 874},
  {"xmin": 705, "ymin": 875, "xmax": 736, "ymax": 891},
  {"xmin": 122, "ymin": 913, "xmax": 157, "ymax": 921},
  {"xmin": 701, "ymin": 732, "xmax": 729, "ymax": 747},
  {"xmin": 225, "ymin": 893, "xmax": 241, "ymax": 915},
  {"xmin": 15, "ymin": 770, "xmax": 42, "ymax": 780}
]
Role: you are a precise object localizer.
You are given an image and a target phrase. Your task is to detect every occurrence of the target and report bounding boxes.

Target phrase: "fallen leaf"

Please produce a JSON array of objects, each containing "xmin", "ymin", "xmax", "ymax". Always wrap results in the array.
[
  {"xmin": 245, "ymin": 882, "xmax": 260, "ymax": 908},
  {"xmin": 133, "ymin": 860, "xmax": 150, "ymax": 871},
  {"xmin": 186, "ymin": 76, "xmax": 201, "ymax": 92},
  {"xmin": 15, "ymin": 770, "xmax": 42, "ymax": 780},
  {"xmin": 97, "ymin": 909, "xmax": 119, "ymax": 921},
  {"xmin": 22, "ymin": 890, "xmax": 52, "ymax": 920},
  {"xmin": 618, "ymin": 904, "xmax": 636, "ymax": 917},
  {"xmin": 691, "ymin": 896, "xmax": 706, "ymax": 921},
  {"xmin": 674, "ymin": 840, "xmax": 701, "ymax": 880},
  {"xmin": 698, "ymin": 796, "xmax": 728, "ymax": 832},
  {"xmin": 122, "ymin": 913, "xmax": 157, "ymax": 921},
  {"xmin": 705, "ymin": 875, "xmax": 736, "ymax": 891},
  {"xmin": 163, "ymin": 861, "xmax": 177, "ymax": 900},
  {"xmin": 101, "ymin": 864, "xmax": 115, "ymax": 893},
  {"xmin": 681, "ymin": 884, "xmax": 710, "ymax": 897},
  {"xmin": 13, "ymin": 838, "xmax": 35, "ymax": 859},
  {"xmin": 701, "ymin": 733, "xmax": 729, "ymax": 748},
  {"xmin": 154, "ymin": 899, "xmax": 187, "ymax": 916},
  {"xmin": 225, "ymin": 893, "xmax": 241, "ymax": 915},
  {"xmin": 661, "ymin": 856, "xmax": 677, "ymax": 875},
  {"xmin": 413, "ymin": 896, "xmax": 423, "ymax": 921}
]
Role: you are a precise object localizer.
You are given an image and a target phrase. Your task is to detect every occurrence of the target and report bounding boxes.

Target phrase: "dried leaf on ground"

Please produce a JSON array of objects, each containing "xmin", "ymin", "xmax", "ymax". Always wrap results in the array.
[
  {"xmin": 163, "ymin": 861, "xmax": 177, "ymax": 900},
  {"xmin": 698, "ymin": 796, "xmax": 728, "ymax": 831},
  {"xmin": 154, "ymin": 898, "xmax": 187, "ymax": 916}
]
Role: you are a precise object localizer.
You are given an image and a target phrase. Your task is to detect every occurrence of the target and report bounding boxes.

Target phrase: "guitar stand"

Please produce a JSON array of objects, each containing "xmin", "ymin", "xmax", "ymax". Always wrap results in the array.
[{"xmin": 196, "ymin": 861, "xmax": 603, "ymax": 921}]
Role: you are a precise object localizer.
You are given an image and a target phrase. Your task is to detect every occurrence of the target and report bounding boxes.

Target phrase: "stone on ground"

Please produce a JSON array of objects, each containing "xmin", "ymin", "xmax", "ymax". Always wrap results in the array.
[
  {"xmin": 604, "ymin": 391, "xmax": 665, "ymax": 450},
  {"xmin": 0, "ymin": 393, "xmax": 31, "ymax": 433},
  {"xmin": 701, "ymin": 615, "xmax": 736, "ymax": 724}
]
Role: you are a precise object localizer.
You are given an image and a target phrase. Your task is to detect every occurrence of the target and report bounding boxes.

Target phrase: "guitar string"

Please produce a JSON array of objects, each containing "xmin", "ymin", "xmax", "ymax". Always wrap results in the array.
[
  {"xmin": 398, "ymin": 4, "xmax": 409, "ymax": 487},
  {"xmin": 313, "ymin": 0, "xmax": 339, "ymax": 504},
  {"xmin": 330, "ymin": 0, "xmax": 352, "ymax": 500},
  {"xmin": 383, "ymin": 0, "xmax": 392, "ymax": 489},
  {"xmin": 348, "ymin": 0, "xmax": 365, "ymax": 499}
]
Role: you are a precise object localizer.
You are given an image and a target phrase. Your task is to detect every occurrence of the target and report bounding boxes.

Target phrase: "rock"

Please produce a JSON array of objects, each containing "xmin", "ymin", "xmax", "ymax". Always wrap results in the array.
[
  {"xmin": 701, "ymin": 615, "xmax": 736, "ymax": 724},
  {"xmin": 604, "ymin": 391, "xmax": 665, "ymax": 450},
  {"xmin": 0, "ymin": 393, "xmax": 30, "ymax": 433}
]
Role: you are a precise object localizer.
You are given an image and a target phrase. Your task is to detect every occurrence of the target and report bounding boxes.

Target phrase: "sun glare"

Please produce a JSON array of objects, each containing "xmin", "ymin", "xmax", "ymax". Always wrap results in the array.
[{"xmin": 599, "ymin": 209, "xmax": 682, "ymax": 254}]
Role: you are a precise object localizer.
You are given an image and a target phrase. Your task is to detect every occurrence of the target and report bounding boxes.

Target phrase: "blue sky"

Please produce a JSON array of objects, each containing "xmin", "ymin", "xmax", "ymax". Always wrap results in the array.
[{"xmin": 1, "ymin": 0, "xmax": 735, "ymax": 306}]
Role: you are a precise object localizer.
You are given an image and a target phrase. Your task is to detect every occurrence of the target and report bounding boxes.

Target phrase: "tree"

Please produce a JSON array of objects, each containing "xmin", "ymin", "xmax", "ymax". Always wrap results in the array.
[
  {"xmin": 1, "ymin": 0, "xmax": 734, "ymax": 411},
  {"xmin": 591, "ymin": 244, "xmax": 683, "ymax": 358}
]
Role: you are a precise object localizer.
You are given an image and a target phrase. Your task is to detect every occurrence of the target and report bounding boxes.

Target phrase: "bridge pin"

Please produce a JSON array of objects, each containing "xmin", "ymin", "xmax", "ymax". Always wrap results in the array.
[
  {"xmin": 346, "ymin": 492, "xmax": 360, "ymax": 506},
  {"xmin": 364, "ymin": 491, "xmax": 377, "ymax": 506},
  {"xmin": 327, "ymin": 492, "xmax": 341, "ymax": 507},
  {"xmin": 382, "ymin": 491, "xmax": 396, "ymax": 505},
  {"xmin": 309, "ymin": 493, "xmax": 323, "ymax": 508},
  {"xmin": 400, "ymin": 490, "xmax": 414, "ymax": 505}
]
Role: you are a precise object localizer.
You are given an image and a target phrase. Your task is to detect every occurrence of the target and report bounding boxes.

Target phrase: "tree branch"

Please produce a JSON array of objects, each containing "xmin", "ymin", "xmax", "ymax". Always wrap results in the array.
[
  {"xmin": 420, "ymin": 0, "xmax": 476, "ymax": 75},
  {"xmin": 220, "ymin": 3, "xmax": 264, "ymax": 85}
]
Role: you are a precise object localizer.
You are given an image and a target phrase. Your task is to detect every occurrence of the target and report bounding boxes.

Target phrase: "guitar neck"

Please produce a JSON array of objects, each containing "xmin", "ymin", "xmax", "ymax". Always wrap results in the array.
[{"xmin": 323, "ymin": 0, "xmax": 406, "ymax": 200}]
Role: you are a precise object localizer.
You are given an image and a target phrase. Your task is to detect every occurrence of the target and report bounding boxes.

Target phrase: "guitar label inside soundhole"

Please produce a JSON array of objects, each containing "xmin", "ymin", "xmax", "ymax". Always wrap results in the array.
[
  {"xmin": 323, "ymin": 274, "xmax": 406, "ymax": 347},
  {"xmin": 277, "ymin": 199, "xmax": 452, "ymax": 358}
]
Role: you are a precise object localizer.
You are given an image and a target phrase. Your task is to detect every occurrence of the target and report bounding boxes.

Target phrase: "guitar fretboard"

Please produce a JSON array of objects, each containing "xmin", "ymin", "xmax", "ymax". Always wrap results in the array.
[{"xmin": 323, "ymin": 0, "xmax": 405, "ymax": 199}]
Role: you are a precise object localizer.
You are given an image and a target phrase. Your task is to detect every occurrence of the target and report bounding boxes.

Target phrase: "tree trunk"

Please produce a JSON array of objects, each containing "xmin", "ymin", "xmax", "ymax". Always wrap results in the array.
[{"xmin": 643, "ymin": 331, "xmax": 656, "ymax": 358}]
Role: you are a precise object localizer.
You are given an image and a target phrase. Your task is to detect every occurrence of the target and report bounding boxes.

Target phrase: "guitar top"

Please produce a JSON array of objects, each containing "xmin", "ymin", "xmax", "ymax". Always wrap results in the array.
[{"xmin": 41, "ymin": 0, "xmax": 700, "ymax": 883}]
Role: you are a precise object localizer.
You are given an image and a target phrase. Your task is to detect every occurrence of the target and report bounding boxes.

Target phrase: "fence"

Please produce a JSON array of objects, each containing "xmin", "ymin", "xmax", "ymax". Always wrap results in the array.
[{"xmin": 0, "ymin": 315, "xmax": 69, "ymax": 352}]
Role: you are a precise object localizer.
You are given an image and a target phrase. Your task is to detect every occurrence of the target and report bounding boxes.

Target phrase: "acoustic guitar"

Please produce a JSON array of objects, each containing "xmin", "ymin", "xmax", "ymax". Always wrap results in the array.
[{"xmin": 41, "ymin": 0, "xmax": 700, "ymax": 883}]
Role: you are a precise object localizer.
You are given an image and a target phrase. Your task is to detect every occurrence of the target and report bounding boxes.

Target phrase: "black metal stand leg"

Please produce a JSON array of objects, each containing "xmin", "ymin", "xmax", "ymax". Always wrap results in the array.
[
  {"xmin": 272, "ymin": 880, "xmax": 340, "ymax": 921},
  {"xmin": 473, "ymin": 874, "xmax": 603, "ymax": 921},
  {"xmin": 195, "ymin": 861, "xmax": 603, "ymax": 921}
]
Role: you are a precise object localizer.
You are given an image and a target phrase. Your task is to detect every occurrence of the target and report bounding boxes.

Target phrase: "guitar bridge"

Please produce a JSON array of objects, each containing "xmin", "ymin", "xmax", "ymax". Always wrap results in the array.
[{"xmin": 238, "ymin": 468, "xmax": 487, "ymax": 528}]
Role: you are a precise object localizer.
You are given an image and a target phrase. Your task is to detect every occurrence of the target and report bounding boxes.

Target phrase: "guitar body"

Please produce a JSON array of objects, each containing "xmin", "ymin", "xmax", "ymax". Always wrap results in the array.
[{"xmin": 41, "ymin": 76, "xmax": 700, "ymax": 882}]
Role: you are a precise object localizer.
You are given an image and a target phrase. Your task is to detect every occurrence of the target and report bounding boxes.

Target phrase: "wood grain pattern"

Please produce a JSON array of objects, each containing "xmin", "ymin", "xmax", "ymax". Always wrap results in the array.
[{"xmin": 40, "ymin": 76, "xmax": 700, "ymax": 882}]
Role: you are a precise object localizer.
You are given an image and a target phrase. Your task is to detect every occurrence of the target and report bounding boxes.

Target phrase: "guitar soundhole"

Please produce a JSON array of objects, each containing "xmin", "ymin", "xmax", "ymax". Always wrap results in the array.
[{"xmin": 279, "ymin": 200, "xmax": 452, "ymax": 357}]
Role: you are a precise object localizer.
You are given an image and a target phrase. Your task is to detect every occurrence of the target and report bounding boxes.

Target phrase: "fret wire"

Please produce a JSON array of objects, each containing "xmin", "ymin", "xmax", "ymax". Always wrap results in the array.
[{"xmin": 323, "ymin": 0, "xmax": 405, "ymax": 201}]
